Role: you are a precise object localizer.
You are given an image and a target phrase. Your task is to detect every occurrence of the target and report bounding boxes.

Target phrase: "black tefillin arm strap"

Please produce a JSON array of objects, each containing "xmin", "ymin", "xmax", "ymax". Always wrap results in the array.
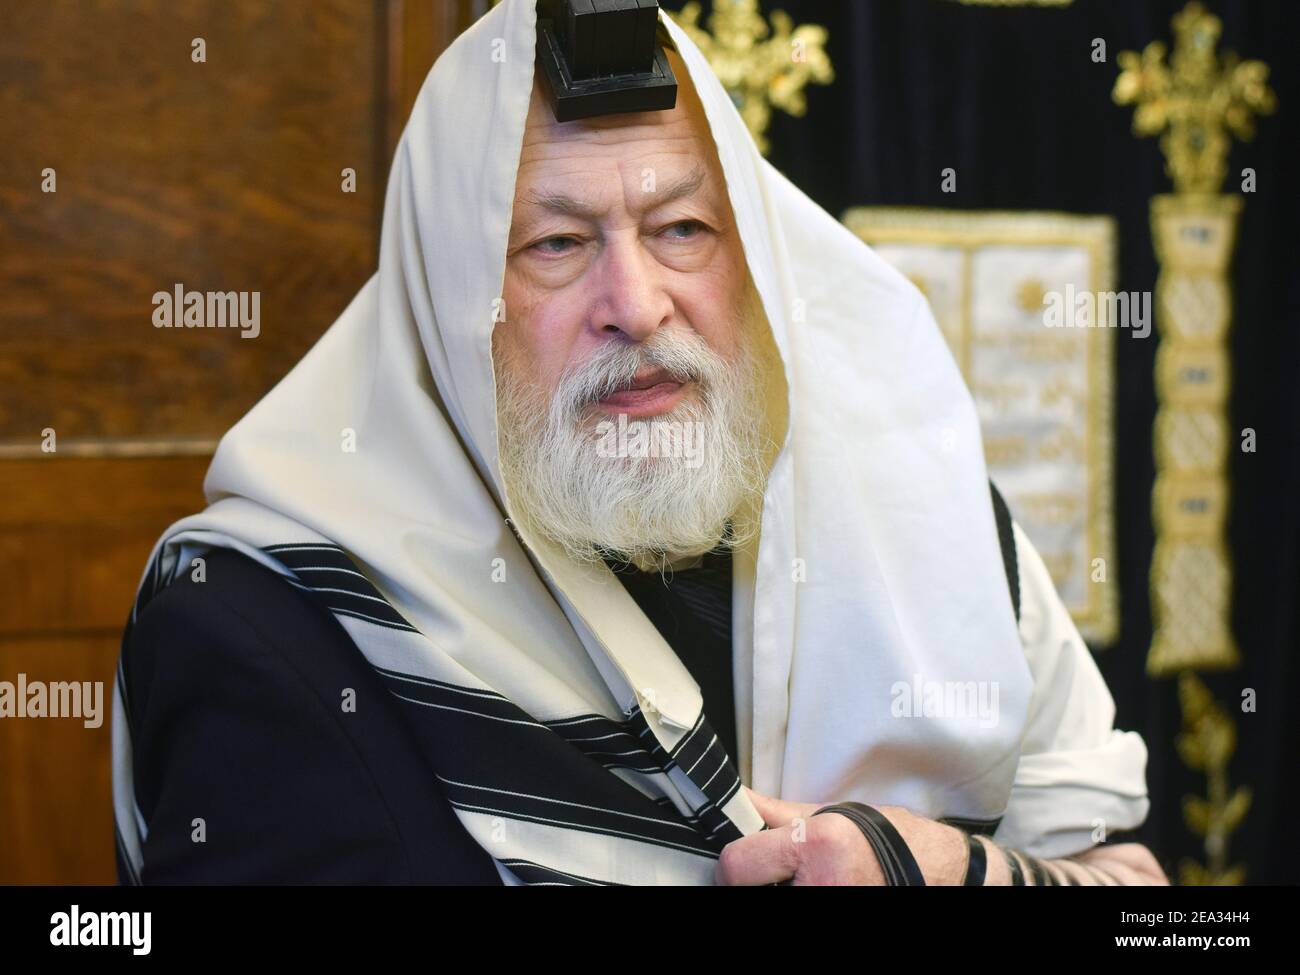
[
  {"xmin": 962, "ymin": 830, "xmax": 988, "ymax": 886},
  {"xmin": 811, "ymin": 802, "xmax": 928, "ymax": 886},
  {"xmin": 811, "ymin": 804, "xmax": 1087, "ymax": 886}
]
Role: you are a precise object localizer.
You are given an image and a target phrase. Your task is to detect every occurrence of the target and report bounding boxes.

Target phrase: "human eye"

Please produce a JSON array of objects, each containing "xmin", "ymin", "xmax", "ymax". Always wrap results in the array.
[
  {"xmin": 659, "ymin": 220, "xmax": 706, "ymax": 241},
  {"xmin": 530, "ymin": 235, "xmax": 583, "ymax": 256}
]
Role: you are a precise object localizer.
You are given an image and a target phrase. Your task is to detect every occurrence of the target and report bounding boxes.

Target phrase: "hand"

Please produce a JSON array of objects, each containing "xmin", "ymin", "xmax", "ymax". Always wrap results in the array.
[{"xmin": 716, "ymin": 787, "xmax": 969, "ymax": 886}]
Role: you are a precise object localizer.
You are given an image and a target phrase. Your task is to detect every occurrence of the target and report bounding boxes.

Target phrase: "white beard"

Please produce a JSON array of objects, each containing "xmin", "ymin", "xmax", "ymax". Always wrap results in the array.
[{"xmin": 494, "ymin": 281, "xmax": 772, "ymax": 573}]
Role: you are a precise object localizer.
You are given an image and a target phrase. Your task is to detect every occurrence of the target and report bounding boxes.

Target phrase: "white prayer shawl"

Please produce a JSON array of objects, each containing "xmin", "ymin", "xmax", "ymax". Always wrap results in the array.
[{"xmin": 112, "ymin": 0, "xmax": 1149, "ymax": 885}]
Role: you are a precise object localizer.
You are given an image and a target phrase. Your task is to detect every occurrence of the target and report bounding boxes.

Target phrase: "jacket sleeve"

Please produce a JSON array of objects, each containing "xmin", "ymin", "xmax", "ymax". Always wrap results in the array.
[
  {"xmin": 993, "ymin": 521, "xmax": 1151, "ymax": 860},
  {"xmin": 120, "ymin": 562, "xmax": 415, "ymax": 883}
]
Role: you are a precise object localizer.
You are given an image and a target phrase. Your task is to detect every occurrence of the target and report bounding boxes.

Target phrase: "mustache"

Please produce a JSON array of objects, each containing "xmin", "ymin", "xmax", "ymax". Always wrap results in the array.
[{"xmin": 560, "ymin": 332, "xmax": 711, "ymax": 411}]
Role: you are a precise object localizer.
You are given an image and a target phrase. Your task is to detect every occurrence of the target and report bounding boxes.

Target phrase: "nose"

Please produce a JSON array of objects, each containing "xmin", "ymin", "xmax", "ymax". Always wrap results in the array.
[{"xmin": 587, "ymin": 234, "xmax": 673, "ymax": 344}]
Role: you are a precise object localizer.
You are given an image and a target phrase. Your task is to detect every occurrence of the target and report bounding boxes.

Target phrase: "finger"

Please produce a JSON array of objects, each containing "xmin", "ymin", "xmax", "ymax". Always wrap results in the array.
[
  {"xmin": 744, "ymin": 787, "xmax": 820, "ymax": 828},
  {"xmin": 716, "ymin": 826, "xmax": 800, "ymax": 886}
]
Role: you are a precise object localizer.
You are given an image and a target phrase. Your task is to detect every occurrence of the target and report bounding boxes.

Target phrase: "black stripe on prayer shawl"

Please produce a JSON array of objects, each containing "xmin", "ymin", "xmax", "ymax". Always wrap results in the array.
[
  {"xmin": 546, "ymin": 713, "xmax": 668, "ymax": 774},
  {"xmin": 372, "ymin": 665, "xmax": 543, "ymax": 725},
  {"xmin": 989, "ymin": 481, "xmax": 1021, "ymax": 623},
  {"xmin": 656, "ymin": 710, "xmax": 745, "ymax": 824},
  {"xmin": 264, "ymin": 543, "xmax": 419, "ymax": 632},
  {"xmin": 544, "ymin": 706, "xmax": 742, "ymax": 812},
  {"xmin": 368, "ymin": 664, "xmax": 741, "ymax": 856},
  {"xmin": 545, "ymin": 704, "xmax": 744, "ymax": 842},
  {"xmin": 266, "ymin": 543, "xmax": 749, "ymax": 848},
  {"xmin": 435, "ymin": 774, "xmax": 723, "ymax": 858},
  {"xmin": 649, "ymin": 794, "xmax": 706, "ymax": 827}
]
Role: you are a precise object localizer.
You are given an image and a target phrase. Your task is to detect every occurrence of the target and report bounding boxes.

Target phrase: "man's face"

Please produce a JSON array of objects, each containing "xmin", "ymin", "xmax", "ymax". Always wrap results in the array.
[
  {"xmin": 492, "ymin": 51, "xmax": 772, "ymax": 572},
  {"xmin": 497, "ymin": 51, "xmax": 749, "ymax": 419}
]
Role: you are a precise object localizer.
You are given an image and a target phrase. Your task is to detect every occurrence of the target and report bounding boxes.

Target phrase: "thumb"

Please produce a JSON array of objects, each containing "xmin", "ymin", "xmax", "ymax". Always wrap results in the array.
[{"xmin": 744, "ymin": 787, "xmax": 821, "ymax": 827}]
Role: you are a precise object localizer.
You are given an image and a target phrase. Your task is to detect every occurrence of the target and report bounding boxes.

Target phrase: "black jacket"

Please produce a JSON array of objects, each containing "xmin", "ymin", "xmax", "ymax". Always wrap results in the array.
[
  {"xmin": 118, "ymin": 547, "xmax": 503, "ymax": 883},
  {"xmin": 117, "ymin": 545, "xmax": 738, "ymax": 884}
]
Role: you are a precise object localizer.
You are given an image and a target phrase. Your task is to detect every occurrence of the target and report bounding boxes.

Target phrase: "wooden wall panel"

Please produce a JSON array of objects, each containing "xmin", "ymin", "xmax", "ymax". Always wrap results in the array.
[
  {"xmin": 0, "ymin": 456, "xmax": 212, "ymax": 635},
  {"xmin": 0, "ymin": 637, "xmax": 119, "ymax": 884},
  {"xmin": 0, "ymin": 0, "xmax": 385, "ymax": 441},
  {"xmin": 0, "ymin": 0, "xmax": 478, "ymax": 883}
]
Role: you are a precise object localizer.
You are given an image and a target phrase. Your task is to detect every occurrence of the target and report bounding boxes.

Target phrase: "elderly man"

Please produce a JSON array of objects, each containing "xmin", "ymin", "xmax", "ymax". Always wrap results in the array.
[{"xmin": 112, "ymin": 0, "xmax": 1165, "ymax": 886}]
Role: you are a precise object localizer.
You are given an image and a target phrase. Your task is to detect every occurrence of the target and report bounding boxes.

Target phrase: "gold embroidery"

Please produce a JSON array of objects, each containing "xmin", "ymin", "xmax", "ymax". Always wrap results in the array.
[
  {"xmin": 843, "ymin": 208, "xmax": 1118, "ymax": 644},
  {"xmin": 1175, "ymin": 674, "xmax": 1252, "ymax": 885},
  {"xmin": 1114, "ymin": 2, "xmax": 1276, "ymax": 195},
  {"xmin": 1114, "ymin": 0, "xmax": 1276, "ymax": 886},
  {"xmin": 667, "ymin": 0, "xmax": 833, "ymax": 155}
]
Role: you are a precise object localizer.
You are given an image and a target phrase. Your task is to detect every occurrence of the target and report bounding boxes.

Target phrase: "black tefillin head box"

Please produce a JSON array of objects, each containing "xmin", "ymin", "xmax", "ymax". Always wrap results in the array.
[{"xmin": 536, "ymin": 0, "xmax": 678, "ymax": 122}]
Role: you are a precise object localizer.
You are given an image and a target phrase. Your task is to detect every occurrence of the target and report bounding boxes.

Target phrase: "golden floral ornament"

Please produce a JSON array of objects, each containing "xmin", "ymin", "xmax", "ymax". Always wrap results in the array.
[
  {"xmin": 1113, "ymin": 1, "xmax": 1276, "ymax": 194},
  {"xmin": 668, "ymin": 0, "xmax": 833, "ymax": 155},
  {"xmin": 1175, "ymin": 673, "xmax": 1252, "ymax": 885}
]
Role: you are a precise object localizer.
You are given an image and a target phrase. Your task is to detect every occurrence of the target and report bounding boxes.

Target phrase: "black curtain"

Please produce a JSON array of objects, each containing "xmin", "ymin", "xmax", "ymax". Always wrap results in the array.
[{"xmin": 747, "ymin": 0, "xmax": 1299, "ymax": 883}]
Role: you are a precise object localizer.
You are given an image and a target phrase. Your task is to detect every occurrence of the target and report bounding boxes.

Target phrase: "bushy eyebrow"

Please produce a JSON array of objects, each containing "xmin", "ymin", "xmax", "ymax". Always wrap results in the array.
[{"xmin": 520, "ymin": 164, "xmax": 708, "ymax": 224}]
